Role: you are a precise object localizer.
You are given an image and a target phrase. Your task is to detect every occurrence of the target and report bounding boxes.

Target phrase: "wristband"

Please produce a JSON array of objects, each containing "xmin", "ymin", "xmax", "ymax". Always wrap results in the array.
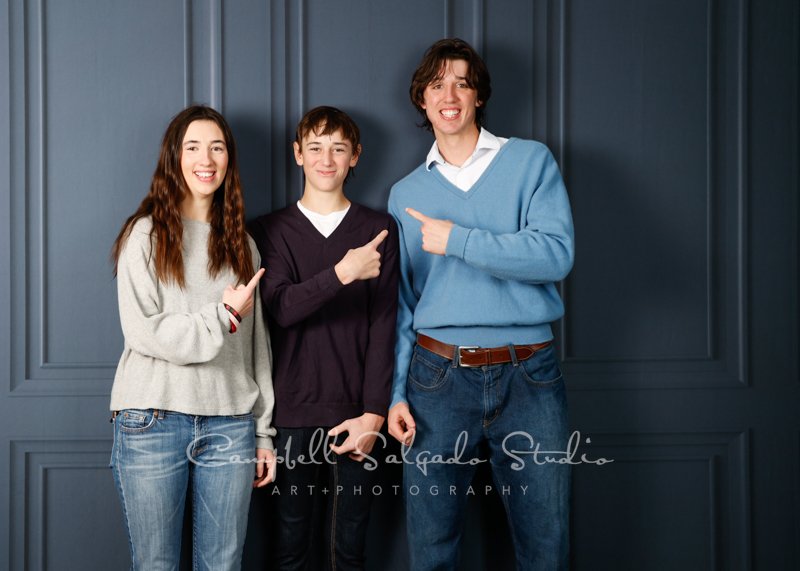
[{"xmin": 224, "ymin": 303, "xmax": 243, "ymax": 323}]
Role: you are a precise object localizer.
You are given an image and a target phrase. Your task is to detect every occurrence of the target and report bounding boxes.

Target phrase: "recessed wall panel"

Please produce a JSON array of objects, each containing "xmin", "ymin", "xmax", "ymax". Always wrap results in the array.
[
  {"xmin": 565, "ymin": 0, "xmax": 711, "ymax": 361},
  {"xmin": 560, "ymin": 0, "xmax": 747, "ymax": 388},
  {"xmin": 9, "ymin": 0, "xmax": 188, "ymax": 393},
  {"xmin": 572, "ymin": 431, "xmax": 750, "ymax": 570},
  {"xmin": 10, "ymin": 439, "xmax": 127, "ymax": 570},
  {"xmin": 43, "ymin": 0, "xmax": 186, "ymax": 366}
]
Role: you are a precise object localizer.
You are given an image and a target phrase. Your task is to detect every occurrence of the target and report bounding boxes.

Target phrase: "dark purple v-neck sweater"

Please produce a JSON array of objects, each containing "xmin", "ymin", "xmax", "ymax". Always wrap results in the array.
[{"xmin": 249, "ymin": 202, "xmax": 399, "ymax": 427}]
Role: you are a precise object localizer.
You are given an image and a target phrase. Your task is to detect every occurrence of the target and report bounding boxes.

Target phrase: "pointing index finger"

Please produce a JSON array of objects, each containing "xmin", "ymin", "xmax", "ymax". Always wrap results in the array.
[
  {"xmin": 367, "ymin": 229, "xmax": 389, "ymax": 248},
  {"xmin": 246, "ymin": 267, "xmax": 266, "ymax": 290},
  {"xmin": 405, "ymin": 207, "xmax": 428, "ymax": 223}
]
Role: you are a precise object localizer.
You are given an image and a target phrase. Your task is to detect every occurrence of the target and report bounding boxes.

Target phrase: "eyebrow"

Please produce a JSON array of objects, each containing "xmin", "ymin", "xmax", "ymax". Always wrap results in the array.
[
  {"xmin": 183, "ymin": 139, "xmax": 226, "ymax": 145},
  {"xmin": 305, "ymin": 141, "xmax": 350, "ymax": 147}
]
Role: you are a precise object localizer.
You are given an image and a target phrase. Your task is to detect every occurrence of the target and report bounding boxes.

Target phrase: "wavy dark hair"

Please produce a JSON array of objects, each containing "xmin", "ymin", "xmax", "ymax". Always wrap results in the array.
[
  {"xmin": 409, "ymin": 38, "xmax": 492, "ymax": 132},
  {"xmin": 111, "ymin": 105, "xmax": 254, "ymax": 287}
]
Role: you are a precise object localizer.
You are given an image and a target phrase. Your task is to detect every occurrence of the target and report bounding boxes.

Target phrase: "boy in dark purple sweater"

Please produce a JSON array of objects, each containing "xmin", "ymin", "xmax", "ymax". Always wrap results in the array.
[{"xmin": 250, "ymin": 106, "xmax": 399, "ymax": 570}]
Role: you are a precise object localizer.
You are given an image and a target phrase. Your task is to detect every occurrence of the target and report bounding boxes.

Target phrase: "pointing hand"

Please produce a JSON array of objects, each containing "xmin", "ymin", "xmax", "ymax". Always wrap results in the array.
[
  {"xmin": 222, "ymin": 267, "xmax": 265, "ymax": 318},
  {"xmin": 334, "ymin": 229, "xmax": 389, "ymax": 285},
  {"xmin": 406, "ymin": 208, "xmax": 453, "ymax": 256}
]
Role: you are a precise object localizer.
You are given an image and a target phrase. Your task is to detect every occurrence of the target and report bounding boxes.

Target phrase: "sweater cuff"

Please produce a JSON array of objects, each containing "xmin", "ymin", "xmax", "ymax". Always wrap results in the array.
[
  {"xmin": 255, "ymin": 436, "xmax": 274, "ymax": 451},
  {"xmin": 445, "ymin": 224, "xmax": 471, "ymax": 259},
  {"xmin": 389, "ymin": 384, "xmax": 408, "ymax": 410},
  {"xmin": 215, "ymin": 302, "xmax": 233, "ymax": 331},
  {"xmin": 363, "ymin": 402, "xmax": 388, "ymax": 418},
  {"xmin": 322, "ymin": 266, "xmax": 347, "ymax": 289}
]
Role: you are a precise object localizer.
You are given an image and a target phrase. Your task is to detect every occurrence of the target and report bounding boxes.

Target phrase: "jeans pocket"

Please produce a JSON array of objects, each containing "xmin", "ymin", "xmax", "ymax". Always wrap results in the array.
[
  {"xmin": 408, "ymin": 352, "xmax": 450, "ymax": 392},
  {"xmin": 518, "ymin": 345, "xmax": 563, "ymax": 387},
  {"xmin": 117, "ymin": 409, "xmax": 158, "ymax": 433}
]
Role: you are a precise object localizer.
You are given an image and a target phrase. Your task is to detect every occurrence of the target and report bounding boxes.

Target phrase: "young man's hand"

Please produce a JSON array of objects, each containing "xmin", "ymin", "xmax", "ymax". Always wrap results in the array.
[
  {"xmin": 334, "ymin": 230, "xmax": 388, "ymax": 285},
  {"xmin": 405, "ymin": 208, "xmax": 453, "ymax": 256},
  {"xmin": 387, "ymin": 402, "xmax": 416, "ymax": 446},
  {"xmin": 328, "ymin": 412, "xmax": 385, "ymax": 461},
  {"xmin": 253, "ymin": 447, "xmax": 277, "ymax": 488}
]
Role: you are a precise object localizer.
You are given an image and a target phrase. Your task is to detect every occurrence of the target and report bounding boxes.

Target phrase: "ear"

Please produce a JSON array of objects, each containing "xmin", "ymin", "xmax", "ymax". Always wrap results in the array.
[
  {"xmin": 350, "ymin": 144, "xmax": 362, "ymax": 167},
  {"xmin": 292, "ymin": 141, "xmax": 303, "ymax": 166}
]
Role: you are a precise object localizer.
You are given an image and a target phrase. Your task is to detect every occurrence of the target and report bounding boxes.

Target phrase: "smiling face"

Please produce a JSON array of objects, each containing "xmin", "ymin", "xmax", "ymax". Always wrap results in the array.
[
  {"xmin": 293, "ymin": 127, "xmax": 360, "ymax": 196},
  {"xmin": 180, "ymin": 119, "xmax": 228, "ymax": 203},
  {"xmin": 421, "ymin": 59, "xmax": 482, "ymax": 140}
]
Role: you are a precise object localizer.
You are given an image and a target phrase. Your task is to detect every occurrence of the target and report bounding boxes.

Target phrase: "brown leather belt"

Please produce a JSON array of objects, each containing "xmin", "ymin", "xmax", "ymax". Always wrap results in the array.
[{"xmin": 416, "ymin": 333, "xmax": 551, "ymax": 368}]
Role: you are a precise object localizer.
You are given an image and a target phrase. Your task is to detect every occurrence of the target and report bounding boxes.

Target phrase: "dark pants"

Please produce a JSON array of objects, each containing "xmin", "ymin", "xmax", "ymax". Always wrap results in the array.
[{"xmin": 273, "ymin": 426, "xmax": 378, "ymax": 571}]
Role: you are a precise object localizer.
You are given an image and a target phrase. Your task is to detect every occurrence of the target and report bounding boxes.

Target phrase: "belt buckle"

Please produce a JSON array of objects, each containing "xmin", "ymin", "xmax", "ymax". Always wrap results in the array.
[{"xmin": 457, "ymin": 346, "xmax": 481, "ymax": 367}]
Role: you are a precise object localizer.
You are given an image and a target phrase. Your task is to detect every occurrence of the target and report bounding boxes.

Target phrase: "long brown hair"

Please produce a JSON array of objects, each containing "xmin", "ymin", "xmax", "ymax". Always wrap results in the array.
[{"xmin": 112, "ymin": 105, "xmax": 254, "ymax": 287}]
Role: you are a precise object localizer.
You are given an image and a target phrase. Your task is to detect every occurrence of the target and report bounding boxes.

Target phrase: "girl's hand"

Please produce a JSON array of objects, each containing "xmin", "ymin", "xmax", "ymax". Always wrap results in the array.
[
  {"xmin": 253, "ymin": 447, "xmax": 276, "ymax": 487},
  {"xmin": 222, "ymin": 268, "xmax": 265, "ymax": 318}
]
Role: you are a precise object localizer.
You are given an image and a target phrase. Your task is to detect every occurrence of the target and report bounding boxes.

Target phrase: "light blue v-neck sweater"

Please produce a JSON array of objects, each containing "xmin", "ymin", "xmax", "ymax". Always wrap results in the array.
[{"xmin": 388, "ymin": 138, "xmax": 574, "ymax": 407}]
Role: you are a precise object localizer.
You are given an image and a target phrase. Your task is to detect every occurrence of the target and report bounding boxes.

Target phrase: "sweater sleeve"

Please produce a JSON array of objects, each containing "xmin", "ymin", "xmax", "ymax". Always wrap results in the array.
[
  {"xmin": 445, "ymin": 148, "xmax": 575, "ymax": 284},
  {"xmin": 116, "ymin": 231, "xmax": 229, "ymax": 366},
  {"xmin": 389, "ymin": 201, "xmax": 418, "ymax": 408},
  {"xmin": 361, "ymin": 217, "xmax": 400, "ymax": 417},
  {"xmin": 254, "ymin": 220, "xmax": 346, "ymax": 328},
  {"xmin": 251, "ymin": 276, "xmax": 276, "ymax": 450}
]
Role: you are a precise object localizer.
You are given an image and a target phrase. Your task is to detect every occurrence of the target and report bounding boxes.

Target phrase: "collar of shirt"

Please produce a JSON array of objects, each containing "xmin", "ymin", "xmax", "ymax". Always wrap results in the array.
[
  {"xmin": 425, "ymin": 128, "xmax": 506, "ymax": 171},
  {"xmin": 296, "ymin": 201, "xmax": 350, "ymax": 238}
]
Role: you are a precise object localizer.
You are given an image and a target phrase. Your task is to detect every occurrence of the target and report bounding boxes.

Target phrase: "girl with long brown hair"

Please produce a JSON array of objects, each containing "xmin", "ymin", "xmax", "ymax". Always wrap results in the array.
[{"xmin": 109, "ymin": 105, "xmax": 275, "ymax": 569}]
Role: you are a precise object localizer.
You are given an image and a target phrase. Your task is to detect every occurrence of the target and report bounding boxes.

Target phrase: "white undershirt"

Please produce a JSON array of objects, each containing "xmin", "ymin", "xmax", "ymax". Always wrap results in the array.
[
  {"xmin": 296, "ymin": 201, "xmax": 350, "ymax": 238},
  {"xmin": 425, "ymin": 128, "xmax": 509, "ymax": 191}
]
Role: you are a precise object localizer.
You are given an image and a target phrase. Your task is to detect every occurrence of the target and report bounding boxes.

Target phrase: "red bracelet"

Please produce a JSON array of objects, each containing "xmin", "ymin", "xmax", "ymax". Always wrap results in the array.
[{"xmin": 224, "ymin": 303, "xmax": 242, "ymax": 323}]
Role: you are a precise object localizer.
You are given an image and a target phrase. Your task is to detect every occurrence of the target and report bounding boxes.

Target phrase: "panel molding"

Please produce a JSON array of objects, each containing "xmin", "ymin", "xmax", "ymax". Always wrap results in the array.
[
  {"xmin": 560, "ymin": 0, "xmax": 750, "ymax": 389},
  {"xmin": 9, "ymin": 438, "xmax": 113, "ymax": 570},
  {"xmin": 268, "ymin": 0, "xmax": 305, "ymax": 210},
  {"xmin": 7, "ymin": 0, "xmax": 193, "ymax": 396},
  {"xmin": 572, "ymin": 430, "xmax": 751, "ymax": 569}
]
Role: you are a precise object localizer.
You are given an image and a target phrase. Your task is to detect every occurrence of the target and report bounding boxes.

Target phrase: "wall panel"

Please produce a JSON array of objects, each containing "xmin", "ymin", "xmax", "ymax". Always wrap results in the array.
[
  {"xmin": 9, "ymin": 439, "xmax": 127, "ymax": 570},
  {"xmin": 9, "ymin": 0, "xmax": 188, "ymax": 395},
  {"xmin": 562, "ymin": 0, "xmax": 748, "ymax": 389},
  {"xmin": 0, "ymin": 1, "xmax": 796, "ymax": 570},
  {"xmin": 572, "ymin": 431, "xmax": 750, "ymax": 570}
]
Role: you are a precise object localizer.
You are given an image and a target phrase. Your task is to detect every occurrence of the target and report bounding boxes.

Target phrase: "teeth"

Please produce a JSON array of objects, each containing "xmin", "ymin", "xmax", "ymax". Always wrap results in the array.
[
  {"xmin": 441, "ymin": 110, "xmax": 460, "ymax": 118},
  {"xmin": 195, "ymin": 171, "xmax": 214, "ymax": 180}
]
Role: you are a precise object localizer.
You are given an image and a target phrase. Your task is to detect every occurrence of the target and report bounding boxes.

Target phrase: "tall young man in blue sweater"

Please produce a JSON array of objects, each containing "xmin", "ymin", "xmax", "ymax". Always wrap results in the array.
[{"xmin": 387, "ymin": 39, "xmax": 575, "ymax": 569}]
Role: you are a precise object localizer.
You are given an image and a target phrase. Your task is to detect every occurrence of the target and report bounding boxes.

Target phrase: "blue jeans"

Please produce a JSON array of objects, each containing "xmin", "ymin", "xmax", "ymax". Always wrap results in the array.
[
  {"xmin": 110, "ymin": 409, "xmax": 256, "ymax": 570},
  {"xmin": 272, "ymin": 426, "xmax": 378, "ymax": 571},
  {"xmin": 404, "ymin": 343, "xmax": 570, "ymax": 570}
]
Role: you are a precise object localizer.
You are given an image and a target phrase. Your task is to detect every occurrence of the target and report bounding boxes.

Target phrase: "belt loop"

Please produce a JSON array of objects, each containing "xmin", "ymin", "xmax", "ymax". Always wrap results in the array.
[
  {"xmin": 508, "ymin": 344, "xmax": 519, "ymax": 367},
  {"xmin": 451, "ymin": 345, "xmax": 459, "ymax": 368}
]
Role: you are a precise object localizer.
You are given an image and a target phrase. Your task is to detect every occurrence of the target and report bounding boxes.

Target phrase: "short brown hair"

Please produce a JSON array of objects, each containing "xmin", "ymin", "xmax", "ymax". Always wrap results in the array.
[
  {"xmin": 295, "ymin": 106, "xmax": 361, "ymax": 151},
  {"xmin": 409, "ymin": 38, "xmax": 492, "ymax": 132},
  {"xmin": 294, "ymin": 106, "xmax": 361, "ymax": 180}
]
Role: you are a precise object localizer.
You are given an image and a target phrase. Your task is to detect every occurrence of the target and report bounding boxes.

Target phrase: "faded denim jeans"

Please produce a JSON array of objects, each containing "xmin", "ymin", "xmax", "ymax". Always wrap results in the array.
[{"xmin": 110, "ymin": 409, "xmax": 255, "ymax": 570}]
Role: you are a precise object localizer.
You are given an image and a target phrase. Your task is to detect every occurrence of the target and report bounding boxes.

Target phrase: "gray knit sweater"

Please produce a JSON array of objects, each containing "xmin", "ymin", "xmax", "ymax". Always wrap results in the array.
[{"xmin": 110, "ymin": 216, "xmax": 275, "ymax": 449}]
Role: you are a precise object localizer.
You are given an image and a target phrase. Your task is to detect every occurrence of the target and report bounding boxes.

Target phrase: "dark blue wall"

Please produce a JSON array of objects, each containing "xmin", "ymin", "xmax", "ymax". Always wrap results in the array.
[{"xmin": 0, "ymin": 0, "xmax": 797, "ymax": 569}]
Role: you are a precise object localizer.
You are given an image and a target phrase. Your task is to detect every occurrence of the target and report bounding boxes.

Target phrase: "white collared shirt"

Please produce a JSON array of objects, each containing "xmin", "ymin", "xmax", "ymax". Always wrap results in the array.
[
  {"xmin": 425, "ymin": 128, "xmax": 509, "ymax": 191},
  {"xmin": 296, "ymin": 201, "xmax": 350, "ymax": 238}
]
